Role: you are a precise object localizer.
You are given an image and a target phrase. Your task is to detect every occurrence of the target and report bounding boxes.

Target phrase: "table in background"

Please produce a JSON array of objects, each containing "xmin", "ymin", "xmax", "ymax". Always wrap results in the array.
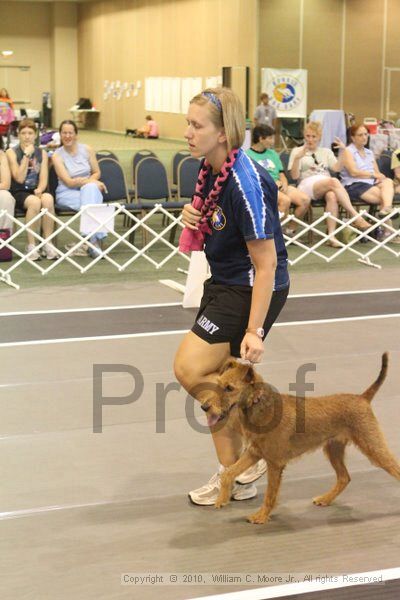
[
  {"xmin": 309, "ymin": 109, "xmax": 346, "ymax": 149},
  {"xmin": 70, "ymin": 109, "xmax": 100, "ymax": 130}
]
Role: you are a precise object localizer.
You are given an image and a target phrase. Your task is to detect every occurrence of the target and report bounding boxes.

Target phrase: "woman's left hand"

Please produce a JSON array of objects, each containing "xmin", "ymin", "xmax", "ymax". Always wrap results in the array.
[
  {"xmin": 34, "ymin": 188, "xmax": 42, "ymax": 198},
  {"xmin": 240, "ymin": 332, "xmax": 264, "ymax": 363},
  {"xmin": 333, "ymin": 137, "xmax": 346, "ymax": 151}
]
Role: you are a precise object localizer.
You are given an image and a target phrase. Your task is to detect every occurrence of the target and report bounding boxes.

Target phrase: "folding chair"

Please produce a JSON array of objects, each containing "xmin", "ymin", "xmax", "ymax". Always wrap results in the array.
[
  {"xmin": 98, "ymin": 157, "xmax": 130, "ymax": 203},
  {"xmin": 280, "ymin": 118, "xmax": 304, "ymax": 150},
  {"xmin": 97, "ymin": 157, "xmax": 131, "ymax": 246},
  {"xmin": 279, "ymin": 150, "xmax": 296, "ymax": 185},
  {"xmin": 177, "ymin": 156, "xmax": 200, "ymax": 199},
  {"xmin": 132, "ymin": 149, "xmax": 157, "ymax": 185},
  {"xmin": 170, "ymin": 150, "xmax": 191, "ymax": 195},
  {"xmin": 96, "ymin": 149, "xmax": 119, "ymax": 162},
  {"xmin": 129, "ymin": 156, "xmax": 185, "ymax": 244}
]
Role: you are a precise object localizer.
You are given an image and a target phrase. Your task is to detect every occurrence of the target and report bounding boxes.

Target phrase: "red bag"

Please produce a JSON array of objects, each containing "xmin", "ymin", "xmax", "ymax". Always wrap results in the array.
[{"xmin": 0, "ymin": 228, "xmax": 12, "ymax": 262}]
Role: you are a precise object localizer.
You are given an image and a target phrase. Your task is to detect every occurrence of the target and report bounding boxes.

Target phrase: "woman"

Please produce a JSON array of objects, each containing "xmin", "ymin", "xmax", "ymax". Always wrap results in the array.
[
  {"xmin": 341, "ymin": 124, "xmax": 396, "ymax": 217},
  {"xmin": 0, "ymin": 137, "xmax": 15, "ymax": 232},
  {"xmin": 0, "ymin": 88, "xmax": 14, "ymax": 109},
  {"xmin": 289, "ymin": 121, "xmax": 369, "ymax": 247},
  {"xmin": 174, "ymin": 88, "xmax": 289, "ymax": 505},
  {"xmin": 7, "ymin": 119, "xmax": 56, "ymax": 261},
  {"xmin": 52, "ymin": 120, "xmax": 107, "ymax": 258},
  {"xmin": 246, "ymin": 124, "xmax": 311, "ymax": 235},
  {"xmin": 137, "ymin": 115, "xmax": 159, "ymax": 139}
]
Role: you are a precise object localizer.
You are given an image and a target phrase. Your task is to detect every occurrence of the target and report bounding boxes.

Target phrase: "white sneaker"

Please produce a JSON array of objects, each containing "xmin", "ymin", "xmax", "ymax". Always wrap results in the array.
[
  {"xmin": 42, "ymin": 243, "xmax": 58, "ymax": 260},
  {"xmin": 64, "ymin": 242, "xmax": 89, "ymax": 256},
  {"xmin": 236, "ymin": 459, "xmax": 267, "ymax": 485},
  {"xmin": 26, "ymin": 244, "xmax": 41, "ymax": 261},
  {"xmin": 188, "ymin": 472, "xmax": 257, "ymax": 506}
]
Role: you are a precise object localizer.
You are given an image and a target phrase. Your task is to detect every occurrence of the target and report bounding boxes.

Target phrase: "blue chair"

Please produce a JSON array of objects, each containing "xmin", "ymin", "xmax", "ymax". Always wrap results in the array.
[
  {"xmin": 96, "ymin": 149, "xmax": 119, "ymax": 162},
  {"xmin": 170, "ymin": 150, "xmax": 191, "ymax": 195},
  {"xmin": 98, "ymin": 157, "xmax": 130, "ymax": 203},
  {"xmin": 125, "ymin": 157, "xmax": 185, "ymax": 244},
  {"xmin": 132, "ymin": 149, "xmax": 156, "ymax": 185},
  {"xmin": 177, "ymin": 156, "xmax": 200, "ymax": 199}
]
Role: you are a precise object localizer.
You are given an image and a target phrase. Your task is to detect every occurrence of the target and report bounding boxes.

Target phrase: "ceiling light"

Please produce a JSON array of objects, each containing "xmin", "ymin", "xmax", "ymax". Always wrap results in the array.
[{"xmin": 1, "ymin": 50, "xmax": 14, "ymax": 57}]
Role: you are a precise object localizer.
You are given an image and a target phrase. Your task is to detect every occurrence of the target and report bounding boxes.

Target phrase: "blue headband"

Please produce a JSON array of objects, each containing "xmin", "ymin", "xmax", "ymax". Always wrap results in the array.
[{"xmin": 202, "ymin": 91, "xmax": 222, "ymax": 111}]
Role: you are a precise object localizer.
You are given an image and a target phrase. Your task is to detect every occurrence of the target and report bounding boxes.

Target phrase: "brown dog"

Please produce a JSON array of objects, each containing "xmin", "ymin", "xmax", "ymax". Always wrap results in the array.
[{"xmin": 201, "ymin": 353, "xmax": 400, "ymax": 524}]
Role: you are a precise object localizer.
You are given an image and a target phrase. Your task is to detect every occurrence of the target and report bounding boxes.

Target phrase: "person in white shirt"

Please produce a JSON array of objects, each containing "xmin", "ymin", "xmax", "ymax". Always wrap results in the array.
[
  {"xmin": 289, "ymin": 121, "xmax": 369, "ymax": 247},
  {"xmin": 254, "ymin": 93, "xmax": 277, "ymax": 129}
]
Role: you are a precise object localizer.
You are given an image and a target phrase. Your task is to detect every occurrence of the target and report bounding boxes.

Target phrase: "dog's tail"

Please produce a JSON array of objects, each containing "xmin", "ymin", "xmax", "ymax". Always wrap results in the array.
[{"xmin": 361, "ymin": 352, "xmax": 388, "ymax": 402}]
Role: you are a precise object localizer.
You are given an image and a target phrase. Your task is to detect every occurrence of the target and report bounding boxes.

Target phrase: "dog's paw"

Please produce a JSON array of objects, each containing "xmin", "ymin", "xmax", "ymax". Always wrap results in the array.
[
  {"xmin": 215, "ymin": 494, "xmax": 230, "ymax": 509},
  {"xmin": 312, "ymin": 494, "xmax": 332, "ymax": 506},
  {"xmin": 247, "ymin": 508, "xmax": 269, "ymax": 524}
]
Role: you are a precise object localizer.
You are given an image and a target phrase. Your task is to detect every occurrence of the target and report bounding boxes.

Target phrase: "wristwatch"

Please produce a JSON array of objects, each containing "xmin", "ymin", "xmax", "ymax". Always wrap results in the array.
[{"xmin": 246, "ymin": 327, "xmax": 265, "ymax": 339}]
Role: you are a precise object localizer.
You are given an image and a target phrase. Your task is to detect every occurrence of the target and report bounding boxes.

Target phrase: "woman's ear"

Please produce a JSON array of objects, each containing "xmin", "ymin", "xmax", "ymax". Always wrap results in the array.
[{"xmin": 218, "ymin": 128, "xmax": 227, "ymax": 144}]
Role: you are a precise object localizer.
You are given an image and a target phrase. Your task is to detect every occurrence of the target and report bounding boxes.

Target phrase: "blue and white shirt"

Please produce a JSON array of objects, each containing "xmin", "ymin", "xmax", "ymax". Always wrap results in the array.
[
  {"xmin": 340, "ymin": 143, "xmax": 375, "ymax": 186},
  {"xmin": 203, "ymin": 149, "xmax": 289, "ymax": 290}
]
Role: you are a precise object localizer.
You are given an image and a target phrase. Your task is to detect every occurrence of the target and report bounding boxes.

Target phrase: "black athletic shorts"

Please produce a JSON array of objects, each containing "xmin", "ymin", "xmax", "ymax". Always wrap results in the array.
[
  {"xmin": 192, "ymin": 278, "xmax": 289, "ymax": 357},
  {"xmin": 13, "ymin": 189, "xmax": 36, "ymax": 212}
]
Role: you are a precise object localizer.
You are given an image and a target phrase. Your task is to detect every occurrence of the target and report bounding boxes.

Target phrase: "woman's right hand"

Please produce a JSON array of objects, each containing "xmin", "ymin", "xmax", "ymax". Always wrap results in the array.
[
  {"xmin": 24, "ymin": 144, "xmax": 35, "ymax": 157},
  {"xmin": 182, "ymin": 203, "xmax": 201, "ymax": 230}
]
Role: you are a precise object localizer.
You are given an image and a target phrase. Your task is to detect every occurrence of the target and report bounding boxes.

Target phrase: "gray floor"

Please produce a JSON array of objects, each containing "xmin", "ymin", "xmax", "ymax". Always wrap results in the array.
[{"xmin": 1, "ymin": 268, "xmax": 399, "ymax": 600}]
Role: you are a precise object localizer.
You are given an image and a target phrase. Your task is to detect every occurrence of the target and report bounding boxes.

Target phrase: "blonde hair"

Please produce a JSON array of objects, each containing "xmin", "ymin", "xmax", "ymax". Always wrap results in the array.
[
  {"xmin": 190, "ymin": 87, "xmax": 245, "ymax": 151},
  {"xmin": 304, "ymin": 120, "xmax": 323, "ymax": 138}
]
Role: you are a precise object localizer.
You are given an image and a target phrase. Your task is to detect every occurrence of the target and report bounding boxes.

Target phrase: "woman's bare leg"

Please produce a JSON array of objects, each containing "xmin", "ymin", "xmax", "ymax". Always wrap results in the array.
[
  {"xmin": 287, "ymin": 186, "xmax": 310, "ymax": 230},
  {"xmin": 360, "ymin": 186, "xmax": 384, "ymax": 209},
  {"xmin": 277, "ymin": 191, "xmax": 291, "ymax": 217},
  {"xmin": 40, "ymin": 193, "xmax": 55, "ymax": 239},
  {"xmin": 377, "ymin": 178, "xmax": 394, "ymax": 209},
  {"xmin": 23, "ymin": 195, "xmax": 41, "ymax": 246},
  {"xmin": 174, "ymin": 332, "xmax": 242, "ymax": 466},
  {"xmin": 324, "ymin": 190, "xmax": 339, "ymax": 235}
]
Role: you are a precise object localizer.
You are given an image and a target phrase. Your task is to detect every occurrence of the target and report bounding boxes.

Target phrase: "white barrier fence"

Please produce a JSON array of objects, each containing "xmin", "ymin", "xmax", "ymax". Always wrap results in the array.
[{"xmin": 0, "ymin": 203, "xmax": 399, "ymax": 289}]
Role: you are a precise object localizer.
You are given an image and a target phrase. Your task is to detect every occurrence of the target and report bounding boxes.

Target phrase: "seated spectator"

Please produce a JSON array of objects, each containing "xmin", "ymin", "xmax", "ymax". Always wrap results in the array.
[
  {"xmin": 137, "ymin": 115, "xmax": 159, "ymax": 139},
  {"xmin": 52, "ymin": 120, "xmax": 107, "ymax": 258},
  {"xmin": 6, "ymin": 119, "xmax": 57, "ymax": 261},
  {"xmin": 0, "ymin": 88, "xmax": 14, "ymax": 110},
  {"xmin": 391, "ymin": 148, "xmax": 400, "ymax": 195},
  {"xmin": 0, "ymin": 137, "xmax": 15, "ymax": 232},
  {"xmin": 246, "ymin": 125, "xmax": 310, "ymax": 235},
  {"xmin": 341, "ymin": 124, "xmax": 396, "ymax": 219},
  {"xmin": 289, "ymin": 121, "xmax": 369, "ymax": 247}
]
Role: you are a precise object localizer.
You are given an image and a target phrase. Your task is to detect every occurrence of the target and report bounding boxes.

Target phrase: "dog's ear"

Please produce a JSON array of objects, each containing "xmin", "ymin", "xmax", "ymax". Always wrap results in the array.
[
  {"xmin": 220, "ymin": 358, "xmax": 237, "ymax": 374},
  {"xmin": 243, "ymin": 364, "xmax": 256, "ymax": 384}
]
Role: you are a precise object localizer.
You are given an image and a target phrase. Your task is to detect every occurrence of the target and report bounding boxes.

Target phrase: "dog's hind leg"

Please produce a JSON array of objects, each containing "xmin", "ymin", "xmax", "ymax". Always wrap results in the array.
[
  {"xmin": 351, "ymin": 418, "xmax": 400, "ymax": 481},
  {"xmin": 215, "ymin": 450, "xmax": 260, "ymax": 508},
  {"xmin": 313, "ymin": 439, "xmax": 351, "ymax": 506},
  {"xmin": 247, "ymin": 462, "xmax": 285, "ymax": 525}
]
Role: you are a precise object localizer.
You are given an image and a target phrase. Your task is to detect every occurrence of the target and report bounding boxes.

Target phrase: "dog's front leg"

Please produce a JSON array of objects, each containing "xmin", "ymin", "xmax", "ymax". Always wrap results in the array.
[
  {"xmin": 215, "ymin": 450, "xmax": 259, "ymax": 508},
  {"xmin": 247, "ymin": 463, "xmax": 284, "ymax": 524}
]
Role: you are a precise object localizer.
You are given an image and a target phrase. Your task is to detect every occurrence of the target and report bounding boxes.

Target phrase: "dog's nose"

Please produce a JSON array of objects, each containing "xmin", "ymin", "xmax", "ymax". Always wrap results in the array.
[{"xmin": 201, "ymin": 403, "xmax": 210, "ymax": 412}]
